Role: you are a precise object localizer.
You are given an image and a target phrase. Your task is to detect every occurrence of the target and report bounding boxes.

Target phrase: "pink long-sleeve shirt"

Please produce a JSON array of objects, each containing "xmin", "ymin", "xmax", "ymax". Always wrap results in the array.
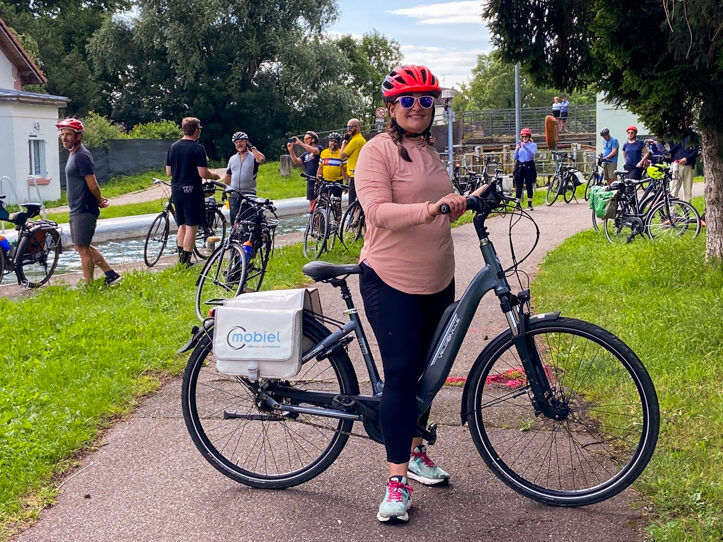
[{"xmin": 355, "ymin": 133, "xmax": 455, "ymax": 294}]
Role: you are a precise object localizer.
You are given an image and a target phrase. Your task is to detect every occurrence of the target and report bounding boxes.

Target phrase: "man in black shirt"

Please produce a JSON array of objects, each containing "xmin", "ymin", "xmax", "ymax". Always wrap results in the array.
[
  {"xmin": 57, "ymin": 118, "xmax": 121, "ymax": 286},
  {"xmin": 166, "ymin": 117, "xmax": 220, "ymax": 265}
]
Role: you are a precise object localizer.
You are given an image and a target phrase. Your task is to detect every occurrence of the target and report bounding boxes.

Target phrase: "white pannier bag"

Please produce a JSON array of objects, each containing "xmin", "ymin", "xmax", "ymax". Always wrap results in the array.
[{"xmin": 213, "ymin": 289, "xmax": 319, "ymax": 380}]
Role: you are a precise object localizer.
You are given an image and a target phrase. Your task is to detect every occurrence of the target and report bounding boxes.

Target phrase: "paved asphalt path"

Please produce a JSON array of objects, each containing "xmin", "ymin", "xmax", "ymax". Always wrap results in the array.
[{"xmin": 16, "ymin": 196, "xmax": 654, "ymax": 542}]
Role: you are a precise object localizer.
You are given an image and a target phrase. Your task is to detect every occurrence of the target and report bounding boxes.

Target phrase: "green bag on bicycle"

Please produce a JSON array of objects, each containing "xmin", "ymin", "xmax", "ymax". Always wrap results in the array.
[{"xmin": 589, "ymin": 186, "xmax": 616, "ymax": 219}]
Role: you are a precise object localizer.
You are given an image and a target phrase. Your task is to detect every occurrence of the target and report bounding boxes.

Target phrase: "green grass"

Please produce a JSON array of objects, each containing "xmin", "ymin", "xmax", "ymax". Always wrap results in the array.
[
  {"xmin": 32, "ymin": 162, "xmax": 303, "ymax": 224},
  {"xmin": 0, "ymin": 239, "xmax": 360, "ymax": 537},
  {"xmin": 533, "ymin": 199, "xmax": 721, "ymax": 541}
]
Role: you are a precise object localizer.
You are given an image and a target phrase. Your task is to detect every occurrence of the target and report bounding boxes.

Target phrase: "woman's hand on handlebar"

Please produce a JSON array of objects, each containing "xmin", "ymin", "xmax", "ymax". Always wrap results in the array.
[{"xmin": 428, "ymin": 193, "xmax": 467, "ymax": 221}]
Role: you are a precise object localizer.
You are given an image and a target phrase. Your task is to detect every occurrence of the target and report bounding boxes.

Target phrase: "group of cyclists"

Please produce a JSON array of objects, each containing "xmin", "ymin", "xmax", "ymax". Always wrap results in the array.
[{"xmin": 285, "ymin": 119, "xmax": 367, "ymax": 211}]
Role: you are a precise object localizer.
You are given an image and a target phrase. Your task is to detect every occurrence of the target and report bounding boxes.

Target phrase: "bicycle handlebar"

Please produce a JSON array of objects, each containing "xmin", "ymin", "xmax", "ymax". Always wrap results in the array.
[{"xmin": 152, "ymin": 178, "xmax": 170, "ymax": 186}]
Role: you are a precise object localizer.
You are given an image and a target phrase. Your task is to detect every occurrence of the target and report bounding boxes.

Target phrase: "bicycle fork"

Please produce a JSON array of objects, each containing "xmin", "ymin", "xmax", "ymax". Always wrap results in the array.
[{"xmin": 503, "ymin": 291, "xmax": 569, "ymax": 421}]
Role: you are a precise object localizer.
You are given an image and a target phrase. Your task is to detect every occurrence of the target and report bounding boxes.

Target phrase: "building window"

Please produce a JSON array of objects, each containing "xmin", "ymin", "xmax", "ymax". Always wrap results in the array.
[{"xmin": 28, "ymin": 139, "xmax": 47, "ymax": 177}]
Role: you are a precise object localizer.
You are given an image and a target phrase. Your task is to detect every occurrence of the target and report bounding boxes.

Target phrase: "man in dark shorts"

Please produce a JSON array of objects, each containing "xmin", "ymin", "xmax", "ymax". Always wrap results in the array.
[
  {"xmin": 166, "ymin": 117, "xmax": 220, "ymax": 265},
  {"xmin": 57, "ymin": 118, "xmax": 121, "ymax": 286},
  {"xmin": 286, "ymin": 131, "xmax": 322, "ymax": 210}
]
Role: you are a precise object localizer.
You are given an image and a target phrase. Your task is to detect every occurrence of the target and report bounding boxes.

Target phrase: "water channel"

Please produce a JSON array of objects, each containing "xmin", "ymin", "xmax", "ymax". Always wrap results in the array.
[{"xmin": 53, "ymin": 214, "xmax": 310, "ymax": 275}]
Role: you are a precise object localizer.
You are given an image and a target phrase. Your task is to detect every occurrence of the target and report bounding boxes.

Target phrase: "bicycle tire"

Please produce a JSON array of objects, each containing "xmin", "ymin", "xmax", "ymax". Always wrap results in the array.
[
  {"xmin": 195, "ymin": 243, "xmax": 247, "ymax": 320},
  {"xmin": 563, "ymin": 177, "xmax": 575, "ymax": 203},
  {"xmin": 143, "ymin": 213, "xmax": 170, "ymax": 267},
  {"xmin": 545, "ymin": 175, "xmax": 561, "ymax": 206},
  {"xmin": 327, "ymin": 205, "xmax": 339, "ymax": 251},
  {"xmin": 0, "ymin": 248, "xmax": 6, "ymax": 285},
  {"xmin": 195, "ymin": 209, "xmax": 227, "ymax": 260},
  {"xmin": 584, "ymin": 171, "xmax": 599, "ymax": 201},
  {"xmin": 242, "ymin": 230, "xmax": 271, "ymax": 293},
  {"xmin": 645, "ymin": 199, "xmax": 700, "ymax": 240},
  {"xmin": 303, "ymin": 206, "xmax": 328, "ymax": 260},
  {"xmin": 603, "ymin": 205, "xmax": 644, "ymax": 244},
  {"xmin": 14, "ymin": 227, "xmax": 61, "ymax": 288},
  {"xmin": 182, "ymin": 312, "xmax": 360, "ymax": 488},
  {"xmin": 591, "ymin": 208, "xmax": 602, "ymax": 233},
  {"xmin": 465, "ymin": 317, "xmax": 659, "ymax": 506},
  {"xmin": 341, "ymin": 201, "xmax": 364, "ymax": 245}
]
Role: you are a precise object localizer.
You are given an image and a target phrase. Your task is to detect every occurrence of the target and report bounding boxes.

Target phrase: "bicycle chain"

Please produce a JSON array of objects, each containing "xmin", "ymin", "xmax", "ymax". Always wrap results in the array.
[{"xmin": 280, "ymin": 413, "xmax": 372, "ymax": 440}]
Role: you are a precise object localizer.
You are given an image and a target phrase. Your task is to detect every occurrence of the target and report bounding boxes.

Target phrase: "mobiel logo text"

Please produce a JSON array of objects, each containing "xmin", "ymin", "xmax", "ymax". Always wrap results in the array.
[{"xmin": 227, "ymin": 326, "xmax": 282, "ymax": 350}]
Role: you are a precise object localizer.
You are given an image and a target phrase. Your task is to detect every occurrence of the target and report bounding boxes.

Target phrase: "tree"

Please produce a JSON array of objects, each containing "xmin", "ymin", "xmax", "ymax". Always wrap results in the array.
[
  {"xmin": 87, "ymin": 0, "xmax": 363, "ymax": 158},
  {"xmin": 335, "ymin": 31, "xmax": 403, "ymax": 125},
  {"xmin": 453, "ymin": 52, "xmax": 595, "ymax": 111},
  {"xmin": 485, "ymin": 0, "xmax": 723, "ymax": 261},
  {"xmin": 0, "ymin": 0, "xmax": 129, "ymax": 115}
]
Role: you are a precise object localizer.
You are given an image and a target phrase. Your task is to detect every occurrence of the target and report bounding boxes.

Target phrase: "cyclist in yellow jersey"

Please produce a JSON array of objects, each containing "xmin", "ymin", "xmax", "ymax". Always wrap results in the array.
[
  {"xmin": 341, "ymin": 118, "xmax": 366, "ymax": 204},
  {"xmin": 317, "ymin": 133, "xmax": 345, "ymax": 181}
]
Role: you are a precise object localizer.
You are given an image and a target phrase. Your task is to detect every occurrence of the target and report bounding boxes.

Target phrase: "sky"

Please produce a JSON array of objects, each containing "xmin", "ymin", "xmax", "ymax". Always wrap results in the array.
[{"xmin": 327, "ymin": 1, "xmax": 493, "ymax": 89}]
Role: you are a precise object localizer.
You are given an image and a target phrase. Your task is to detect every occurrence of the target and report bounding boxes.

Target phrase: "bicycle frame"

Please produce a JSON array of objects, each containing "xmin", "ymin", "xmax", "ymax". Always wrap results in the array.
[{"xmin": 258, "ymin": 193, "xmax": 561, "ymax": 436}]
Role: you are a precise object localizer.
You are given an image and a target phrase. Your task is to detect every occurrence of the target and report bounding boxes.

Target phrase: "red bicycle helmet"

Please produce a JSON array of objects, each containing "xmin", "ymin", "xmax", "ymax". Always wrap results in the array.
[
  {"xmin": 626, "ymin": 125, "xmax": 638, "ymax": 133},
  {"xmin": 520, "ymin": 128, "xmax": 532, "ymax": 136},
  {"xmin": 381, "ymin": 65, "xmax": 441, "ymax": 102},
  {"xmin": 56, "ymin": 118, "xmax": 84, "ymax": 132}
]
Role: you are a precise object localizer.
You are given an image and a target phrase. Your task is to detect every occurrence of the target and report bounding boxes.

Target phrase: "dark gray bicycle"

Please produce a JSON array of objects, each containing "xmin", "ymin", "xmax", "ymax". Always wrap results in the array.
[{"xmin": 179, "ymin": 180, "xmax": 659, "ymax": 506}]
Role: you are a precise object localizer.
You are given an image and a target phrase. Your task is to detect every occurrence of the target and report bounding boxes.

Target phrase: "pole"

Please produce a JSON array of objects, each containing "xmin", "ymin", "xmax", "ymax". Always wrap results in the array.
[
  {"xmin": 446, "ymin": 102, "xmax": 454, "ymax": 178},
  {"xmin": 514, "ymin": 62, "xmax": 521, "ymax": 138}
]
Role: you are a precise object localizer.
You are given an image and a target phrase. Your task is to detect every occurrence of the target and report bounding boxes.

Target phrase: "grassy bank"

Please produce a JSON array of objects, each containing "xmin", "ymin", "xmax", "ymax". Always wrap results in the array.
[
  {"xmin": 533, "ymin": 211, "xmax": 720, "ymax": 540},
  {"xmin": 0, "ymin": 240, "xmax": 360, "ymax": 537},
  {"xmin": 37, "ymin": 162, "xmax": 304, "ymax": 224}
]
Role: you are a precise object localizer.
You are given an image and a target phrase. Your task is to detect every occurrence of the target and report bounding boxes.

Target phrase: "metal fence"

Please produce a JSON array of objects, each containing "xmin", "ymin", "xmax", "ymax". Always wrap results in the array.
[{"xmin": 459, "ymin": 105, "xmax": 596, "ymax": 139}]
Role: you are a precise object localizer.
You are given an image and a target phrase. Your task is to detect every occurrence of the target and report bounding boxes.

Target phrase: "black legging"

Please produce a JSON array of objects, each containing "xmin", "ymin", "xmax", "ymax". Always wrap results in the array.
[
  {"xmin": 514, "ymin": 161, "xmax": 536, "ymax": 201},
  {"xmin": 359, "ymin": 263, "xmax": 454, "ymax": 464}
]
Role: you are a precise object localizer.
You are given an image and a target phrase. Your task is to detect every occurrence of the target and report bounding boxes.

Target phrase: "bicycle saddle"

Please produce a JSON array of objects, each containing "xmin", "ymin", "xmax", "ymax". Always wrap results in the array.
[
  {"xmin": 302, "ymin": 261, "xmax": 361, "ymax": 281},
  {"xmin": 21, "ymin": 203, "xmax": 42, "ymax": 218}
]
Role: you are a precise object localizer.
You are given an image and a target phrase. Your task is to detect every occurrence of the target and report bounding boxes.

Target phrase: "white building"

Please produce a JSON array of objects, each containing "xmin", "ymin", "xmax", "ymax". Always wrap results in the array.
[
  {"xmin": 595, "ymin": 93, "xmax": 650, "ymax": 158},
  {"xmin": 0, "ymin": 17, "xmax": 68, "ymax": 205}
]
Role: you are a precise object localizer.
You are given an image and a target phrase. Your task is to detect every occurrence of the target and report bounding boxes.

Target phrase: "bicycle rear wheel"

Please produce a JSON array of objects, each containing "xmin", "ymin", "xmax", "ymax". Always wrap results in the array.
[
  {"xmin": 591, "ymin": 208, "xmax": 603, "ymax": 232},
  {"xmin": 195, "ymin": 209, "xmax": 227, "ymax": 260},
  {"xmin": 466, "ymin": 317, "xmax": 659, "ymax": 506},
  {"xmin": 545, "ymin": 175, "xmax": 561, "ymax": 206},
  {"xmin": 143, "ymin": 213, "xmax": 169, "ymax": 267},
  {"xmin": 242, "ymin": 231, "xmax": 271, "ymax": 292},
  {"xmin": 195, "ymin": 244, "xmax": 246, "ymax": 320},
  {"xmin": 604, "ymin": 206, "xmax": 643, "ymax": 244},
  {"xmin": 303, "ymin": 207, "xmax": 328, "ymax": 260},
  {"xmin": 584, "ymin": 171, "xmax": 599, "ymax": 201},
  {"xmin": 14, "ymin": 227, "xmax": 61, "ymax": 288},
  {"xmin": 182, "ymin": 313, "xmax": 359, "ymax": 488},
  {"xmin": 645, "ymin": 199, "xmax": 700, "ymax": 240},
  {"xmin": 341, "ymin": 200, "xmax": 364, "ymax": 245}
]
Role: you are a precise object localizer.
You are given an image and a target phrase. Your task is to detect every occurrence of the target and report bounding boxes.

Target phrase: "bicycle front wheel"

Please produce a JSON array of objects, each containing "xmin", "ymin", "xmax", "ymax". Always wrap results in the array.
[
  {"xmin": 645, "ymin": 199, "xmax": 701, "ymax": 240},
  {"xmin": 591, "ymin": 208, "xmax": 603, "ymax": 233},
  {"xmin": 242, "ymin": 231, "xmax": 271, "ymax": 292},
  {"xmin": 143, "ymin": 213, "xmax": 170, "ymax": 267},
  {"xmin": 195, "ymin": 244, "xmax": 247, "ymax": 320},
  {"xmin": 563, "ymin": 178, "xmax": 575, "ymax": 203},
  {"xmin": 182, "ymin": 313, "xmax": 360, "ymax": 488},
  {"xmin": 545, "ymin": 175, "xmax": 561, "ymax": 206},
  {"xmin": 341, "ymin": 200, "xmax": 364, "ymax": 246},
  {"xmin": 466, "ymin": 317, "xmax": 659, "ymax": 506},
  {"xmin": 15, "ymin": 227, "xmax": 61, "ymax": 288},
  {"xmin": 303, "ymin": 207, "xmax": 328, "ymax": 260},
  {"xmin": 584, "ymin": 171, "xmax": 598, "ymax": 201},
  {"xmin": 195, "ymin": 209, "xmax": 227, "ymax": 260}
]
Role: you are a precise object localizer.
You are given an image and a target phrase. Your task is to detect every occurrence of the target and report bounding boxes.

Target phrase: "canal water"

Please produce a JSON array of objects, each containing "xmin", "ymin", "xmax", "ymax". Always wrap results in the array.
[{"xmin": 54, "ymin": 214, "xmax": 309, "ymax": 274}]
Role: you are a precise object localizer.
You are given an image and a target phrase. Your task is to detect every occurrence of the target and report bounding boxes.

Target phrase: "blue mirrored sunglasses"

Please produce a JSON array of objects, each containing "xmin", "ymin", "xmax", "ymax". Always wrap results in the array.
[{"xmin": 396, "ymin": 96, "xmax": 436, "ymax": 109}]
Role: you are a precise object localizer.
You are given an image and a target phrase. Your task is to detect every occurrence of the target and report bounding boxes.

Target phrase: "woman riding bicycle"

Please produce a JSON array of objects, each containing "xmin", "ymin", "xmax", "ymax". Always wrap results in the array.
[{"xmin": 355, "ymin": 65, "xmax": 470, "ymax": 523}]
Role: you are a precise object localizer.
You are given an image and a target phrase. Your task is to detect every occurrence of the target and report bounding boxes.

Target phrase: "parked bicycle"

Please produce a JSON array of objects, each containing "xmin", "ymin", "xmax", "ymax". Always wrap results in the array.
[
  {"xmin": 180, "ymin": 179, "xmax": 660, "ymax": 506},
  {"xmin": 583, "ymin": 154, "xmax": 606, "ymax": 201},
  {"xmin": 603, "ymin": 163, "xmax": 700, "ymax": 244},
  {"xmin": 195, "ymin": 189, "xmax": 278, "ymax": 320},
  {"xmin": 143, "ymin": 179, "xmax": 227, "ymax": 267},
  {"xmin": 301, "ymin": 173, "xmax": 348, "ymax": 259},
  {"xmin": 545, "ymin": 151, "xmax": 584, "ymax": 206},
  {"xmin": 0, "ymin": 197, "xmax": 62, "ymax": 288},
  {"xmin": 591, "ymin": 165, "xmax": 660, "ymax": 232},
  {"xmin": 452, "ymin": 156, "xmax": 498, "ymax": 196},
  {"xmin": 340, "ymin": 197, "xmax": 365, "ymax": 246}
]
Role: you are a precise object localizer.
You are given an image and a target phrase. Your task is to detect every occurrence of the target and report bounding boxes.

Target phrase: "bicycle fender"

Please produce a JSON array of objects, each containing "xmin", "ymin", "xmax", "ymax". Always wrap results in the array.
[
  {"xmin": 459, "ymin": 312, "xmax": 560, "ymax": 425},
  {"xmin": 177, "ymin": 320, "xmax": 214, "ymax": 354}
]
